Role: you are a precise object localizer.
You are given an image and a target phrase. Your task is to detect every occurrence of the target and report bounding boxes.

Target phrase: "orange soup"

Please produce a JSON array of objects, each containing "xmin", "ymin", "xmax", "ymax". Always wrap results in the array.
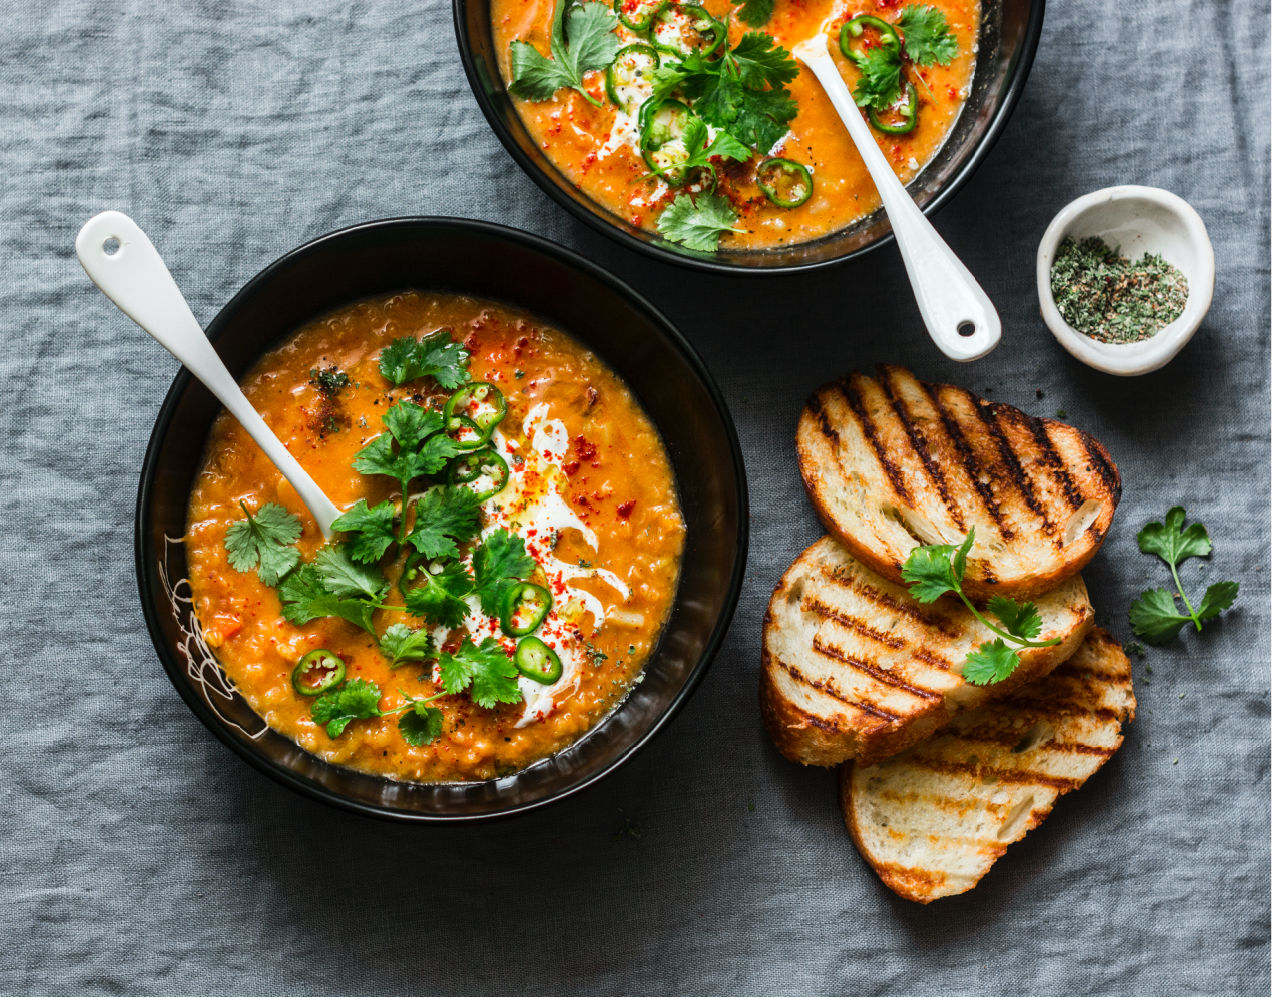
[
  {"xmin": 495, "ymin": 0, "xmax": 979, "ymax": 251},
  {"xmin": 185, "ymin": 292, "xmax": 685, "ymax": 783}
]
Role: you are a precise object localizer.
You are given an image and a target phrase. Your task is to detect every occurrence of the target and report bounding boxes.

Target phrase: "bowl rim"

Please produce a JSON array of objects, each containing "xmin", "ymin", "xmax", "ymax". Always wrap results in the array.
[
  {"xmin": 134, "ymin": 215, "xmax": 750, "ymax": 823},
  {"xmin": 1035, "ymin": 184, "xmax": 1216, "ymax": 377},
  {"xmin": 451, "ymin": 0, "xmax": 1047, "ymax": 276}
]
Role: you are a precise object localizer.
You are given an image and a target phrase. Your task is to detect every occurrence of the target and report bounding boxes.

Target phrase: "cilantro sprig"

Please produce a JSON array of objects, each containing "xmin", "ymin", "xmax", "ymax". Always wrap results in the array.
[
  {"xmin": 1129, "ymin": 507, "xmax": 1239, "ymax": 644},
  {"xmin": 510, "ymin": 0, "xmax": 619, "ymax": 108},
  {"xmin": 901, "ymin": 530, "xmax": 1060, "ymax": 685},
  {"xmin": 310, "ymin": 678, "xmax": 445, "ymax": 745},
  {"xmin": 378, "ymin": 331, "xmax": 471, "ymax": 389},
  {"xmin": 439, "ymin": 637, "xmax": 524, "ymax": 709},
  {"xmin": 224, "ymin": 501, "xmax": 301, "ymax": 586},
  {"xmin": 846, "ymin": 4, "xmax": 959, "ymax": 111}
]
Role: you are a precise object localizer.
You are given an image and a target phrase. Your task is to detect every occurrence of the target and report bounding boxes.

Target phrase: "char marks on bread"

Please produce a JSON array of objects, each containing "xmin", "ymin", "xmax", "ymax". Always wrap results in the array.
[
  {"xmin": 796, "ymin": 366, "xmax": 1121, "ymax": 600},
  {"xmin": 840, "ymin": 628, "xmax": 1136, "ymax": 903},
  {"xmin": 760, "ymin": 536, "xmax": 1094, "ymax": 768}
]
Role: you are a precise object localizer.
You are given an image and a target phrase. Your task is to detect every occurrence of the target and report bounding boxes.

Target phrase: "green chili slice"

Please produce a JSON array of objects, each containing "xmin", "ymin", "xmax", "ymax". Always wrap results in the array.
[
  {"xmin": 839, "ymin": 14, "xmax": 902, "ymax": 64},
  {"xmin": 443, "ymin": 381, "xmax": 506, "ymax": 433},
  {"xmin": 650, "ymin": 4, "xmax": 725, "ymax": 59},
  {"xmin": 501, "ymin": 582, "xmax": 553, "ymax": 637},
  {"xmin": 606, "ymin": 44, "xmax": 661, "ymax": 115},
  {"xmin": 756, "ymin": 157, "xmax": 813, "ymax": 208},
  {"xmin": 868, "ymin": 81, "xmax": 918, "ymax": 134},
  {"xmin": 447, "ymin": 447, "xmax": 510, "ymax": 501},
  {"xmin": 638, "ymin": 97, "xmax": 692, "ymax": 150},
  {"xmin": 613, "ymin": 0, "xmax": 668, "ymax": 33},
  {"xmin": 292, "ymin": 649, "xmax": 346, "ymax": 696},
  {"xmin": 514, "ymin": 636, "xmax": 563, "ymax": 685},
  {"xmin": 446, "ymin": 412, "xmax": 491, "ymax": 450}
]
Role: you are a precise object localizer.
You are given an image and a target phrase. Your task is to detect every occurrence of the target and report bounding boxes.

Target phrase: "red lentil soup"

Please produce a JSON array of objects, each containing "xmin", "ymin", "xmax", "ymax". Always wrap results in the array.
[
  {"xmin": 494, "ymin": 0, "xmax": 980, "ymax": 251},
  {"xmin": 186, "ymin": 292, "xmax": 685, "ymax": 783}
]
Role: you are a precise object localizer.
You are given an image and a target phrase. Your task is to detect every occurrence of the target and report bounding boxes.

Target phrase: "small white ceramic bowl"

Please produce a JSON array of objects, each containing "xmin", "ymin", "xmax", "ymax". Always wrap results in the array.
[{"xmin": 1036, "ymin": 185, "xmax": 1214, "ymax": 376}]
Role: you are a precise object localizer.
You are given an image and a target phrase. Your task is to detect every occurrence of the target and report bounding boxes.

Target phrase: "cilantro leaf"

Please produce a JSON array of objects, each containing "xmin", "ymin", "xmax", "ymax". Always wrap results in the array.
[
  {"xmin": 900, "ymin": 532, "xmax": 974, "ymax": 603},
  {"xmin": 1196, "ymin": 580, "xmax": 1239, "ymax": 622},
  {"xmin": 383, "ymin": 401, "xmax": 445, "ymax": 450},
  {"xmin": 852, "ymin": 44, "xmax": 904, "ymax": 110},
  {"xmin": 438, "ymin": 637, "xmax": 523, "ymax": 709},
  {"xmin": 898, "ymin": 4, "xmax": 959, "ymax": 66},
  {"xmin": 398, "ymin": 703, "xmax": 444, "ymax": 746},
  {"xmin": 472, "ymin": 529, "xmax": 538, "ymax": 616},
  {"xmin": 224, "ymin": 501, "xmax": 301, "ymax": 586},
  {"xmin": 1137, "ymin": 506, "xmax": 1212, "ymax": 567},
  {"xmin": 278, "ymin": 563, "xmax": 379, "ymax": 634},
  {"xmin": 735, "ymin": 0, "xmax": 774, "ymax": 28},
  {"xmin": 1129, "ymin": 588, "xmax": 1192, "ymax": 645},
  {"xmin": 378, "ymin": 330, "xmax": 471, "ymax": 389},
  {"xmin": 986, "ymin": 595, "xmax": 1044, "ymax": 642},
  {"xmin": 657, "ymin": 192, "xmax": 741, "ymax": 252},
  {"xmin": 510, "ymin": 1, "xmax": 619, "ymax": 107},
  {"xmin": 379, "ymin": 623, "xmax": 436, "ymax": 667},
  {"xmin": 332, "ymin": 498, "xmax": 397, "ymax": 564},
  {"xmin": 408, "ymin": 486, "xmax": 484, "ymax": 561},
  {"xmin": 962, "ymin": 639, "xmax": 1019, "ymax": 686},
  {"xmin": 729, "ymin": 32, "xmax": 799, "ymax": 90},
  {"xmin": 311, "ymin": 678, "xmax": 383, "ymax": 738},
  {"xmin": 404, "ymin": 561, "xmax": 475, "ymax": 629},
  {"xmin": 313, "ymin": 545, "xmax": 389, "ymax": 601},
  {"xmin": 351, "ymin": 432, "xmax": 399, "ymax": 479},
  {"xmin": 675, "ymin": 118, "xmax": 752, "ymax": 174}
]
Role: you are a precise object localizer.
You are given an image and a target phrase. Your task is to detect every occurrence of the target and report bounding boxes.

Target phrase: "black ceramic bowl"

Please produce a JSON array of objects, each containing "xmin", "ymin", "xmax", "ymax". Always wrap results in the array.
[
  {"xmin": 136, "ymin": 218, "xmax": 747, "ymax": 822},
  {"xmin": 455, "ymin": 0, "xmax": 1043, "ymax": 274}
]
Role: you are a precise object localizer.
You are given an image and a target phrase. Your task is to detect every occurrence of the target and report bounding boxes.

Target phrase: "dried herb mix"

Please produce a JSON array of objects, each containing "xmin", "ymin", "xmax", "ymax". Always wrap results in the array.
[{"xmin": 1050, "ymin": 236, "xmax": 1189, "ymax": 344}]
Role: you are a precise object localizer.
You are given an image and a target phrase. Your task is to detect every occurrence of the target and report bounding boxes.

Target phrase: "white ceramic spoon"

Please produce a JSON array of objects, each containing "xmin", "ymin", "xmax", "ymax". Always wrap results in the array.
[
  {"xmin": 793, "ymin": 34, "xmax": 1001, "ymax": 362},
  {"xmin": 76, "ymin": 210, "xmax": 343, "ymax": 538}
]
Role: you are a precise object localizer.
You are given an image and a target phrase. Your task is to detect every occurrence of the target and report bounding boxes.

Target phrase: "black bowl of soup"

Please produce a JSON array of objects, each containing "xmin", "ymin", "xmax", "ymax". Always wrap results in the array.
[
  {"xmin": 136, "ymin": 217, "xmax": 747, "ymax": 822},
  {"xmin": 455, "ymin": 0, "xmax": 1043, "ymax": 273}
]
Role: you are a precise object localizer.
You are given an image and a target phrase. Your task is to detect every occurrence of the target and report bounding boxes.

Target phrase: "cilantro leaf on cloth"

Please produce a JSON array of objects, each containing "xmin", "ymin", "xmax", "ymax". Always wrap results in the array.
[
  {"xmin": 224, "ymin": 501, "xmax": 301, "ymax": 586},
  {"xmin": 472, "ymin": 529, "xmax": 538, "ymax": 616},
  {"xmin": 378, "ymin": 623, "xmax": 436, "ymax": 668},
  {"xmin": 331, "ymin": 498, "xmax": 397, "ymax": 564},
  {"xmin": 311, "ymin": 678, "xmax": 384, "ymax": 738},
  {"xmin": 897, "ymin": 3, "xmax": 959, "ymax": 66},
  {"xmin": 378, "ymin": 330, "xmax": 471, "ymax": 389},
  {"xmin": 407, "ymin": 486, "xmax": 484, "ymax": 561},
  {"xmin": 1129, "ymin": 506, "xmax": 1239, "ymax": 644},
  {"xmin": 438, "ymin": 637, "xmax": 523, "ymax": 709},
  {"xmin": 656, "ymin": 192, "xmax": 741, "ymax": 252},
  {"xmin": 278, "ymin": 563, "xmax": 379, "ymax": 634},
  {"xmin": 510, "ymin": 1, "xmax": 619, "ymax": 107},
  {"xmin": 404, "ymin": 560, "xmax": 476, "ymax": 629}
]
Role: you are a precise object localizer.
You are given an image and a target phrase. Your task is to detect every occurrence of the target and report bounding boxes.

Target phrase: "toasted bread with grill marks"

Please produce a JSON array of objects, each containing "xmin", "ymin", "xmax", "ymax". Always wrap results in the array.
[
  {"xmin": 841, "ymin": 628, "xmax": 1135, "ymax": 903},
  {"xmin": 760, "ymin": 536, "xmax": 1094, "ymax": 768},
  {"xmin": 797, "ymin": 366, "xmax": 1120, "ymax": 600}
]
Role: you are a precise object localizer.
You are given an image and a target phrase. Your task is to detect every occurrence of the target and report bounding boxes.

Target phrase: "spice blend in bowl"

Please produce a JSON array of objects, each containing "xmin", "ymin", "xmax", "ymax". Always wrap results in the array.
[{"xmin": 1049, "ymin": 236, "xmax": 1188, "ymax": 344}]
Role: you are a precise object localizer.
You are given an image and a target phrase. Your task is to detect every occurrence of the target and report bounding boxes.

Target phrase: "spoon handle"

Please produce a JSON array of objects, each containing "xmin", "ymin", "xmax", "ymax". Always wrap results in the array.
[
  {"xmin": 795, "ymin": 36, "xmax": 1001, "ymax": 362},
  {"xmin": 76, "ymin": 210, "xmax": 342, "ymax": 538}
]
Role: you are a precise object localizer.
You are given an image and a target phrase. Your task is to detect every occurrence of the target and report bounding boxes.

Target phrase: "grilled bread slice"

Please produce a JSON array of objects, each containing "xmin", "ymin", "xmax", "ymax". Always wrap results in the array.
[
  {"xmin": 841, "ymin": 628, "xmax": 1136, "ymax": 903},
  {"xmin": 760, "ymin": 536, "xmax": 1093, "ymax": 767},
  {"xmin": 797, "ymin": 366, "xmax": 1120, "ymax": 599}
]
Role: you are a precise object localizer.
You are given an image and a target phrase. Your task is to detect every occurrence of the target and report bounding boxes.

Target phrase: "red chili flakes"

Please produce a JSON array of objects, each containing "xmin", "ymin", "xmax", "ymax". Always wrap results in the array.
[
  {"xmin": 573, "ymin": 436, "xmax": 597, "ymax": 462},
  {"xmin": 616, "ymin": 500, "xmax": 636, "ymax": 520},
  {"xmin": 562, "ymin": 460, "xmax": 580, "ymax": 476}
]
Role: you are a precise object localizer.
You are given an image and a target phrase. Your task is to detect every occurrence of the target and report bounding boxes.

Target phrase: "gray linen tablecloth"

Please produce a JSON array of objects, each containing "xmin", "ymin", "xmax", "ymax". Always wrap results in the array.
[{"xmin": 2, "ymin": 1, "xmax": 1268, "ymax": 994}]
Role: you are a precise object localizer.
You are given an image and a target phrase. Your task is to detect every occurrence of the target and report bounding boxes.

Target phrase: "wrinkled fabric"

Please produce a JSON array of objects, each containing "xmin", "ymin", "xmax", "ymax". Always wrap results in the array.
[{"xmin": 0, "ymin": 1, "xmax": 1268, "ymax": 994}]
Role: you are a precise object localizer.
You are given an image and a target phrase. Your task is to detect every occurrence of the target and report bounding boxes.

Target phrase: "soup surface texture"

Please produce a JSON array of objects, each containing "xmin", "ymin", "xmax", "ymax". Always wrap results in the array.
[
  {"xmin": 493, "ymin": 0, "xmax": 980, "ymax": 252},
  {"xmin": 186, "ymin": 292, "xmax": 684, "ymax": 783}
]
